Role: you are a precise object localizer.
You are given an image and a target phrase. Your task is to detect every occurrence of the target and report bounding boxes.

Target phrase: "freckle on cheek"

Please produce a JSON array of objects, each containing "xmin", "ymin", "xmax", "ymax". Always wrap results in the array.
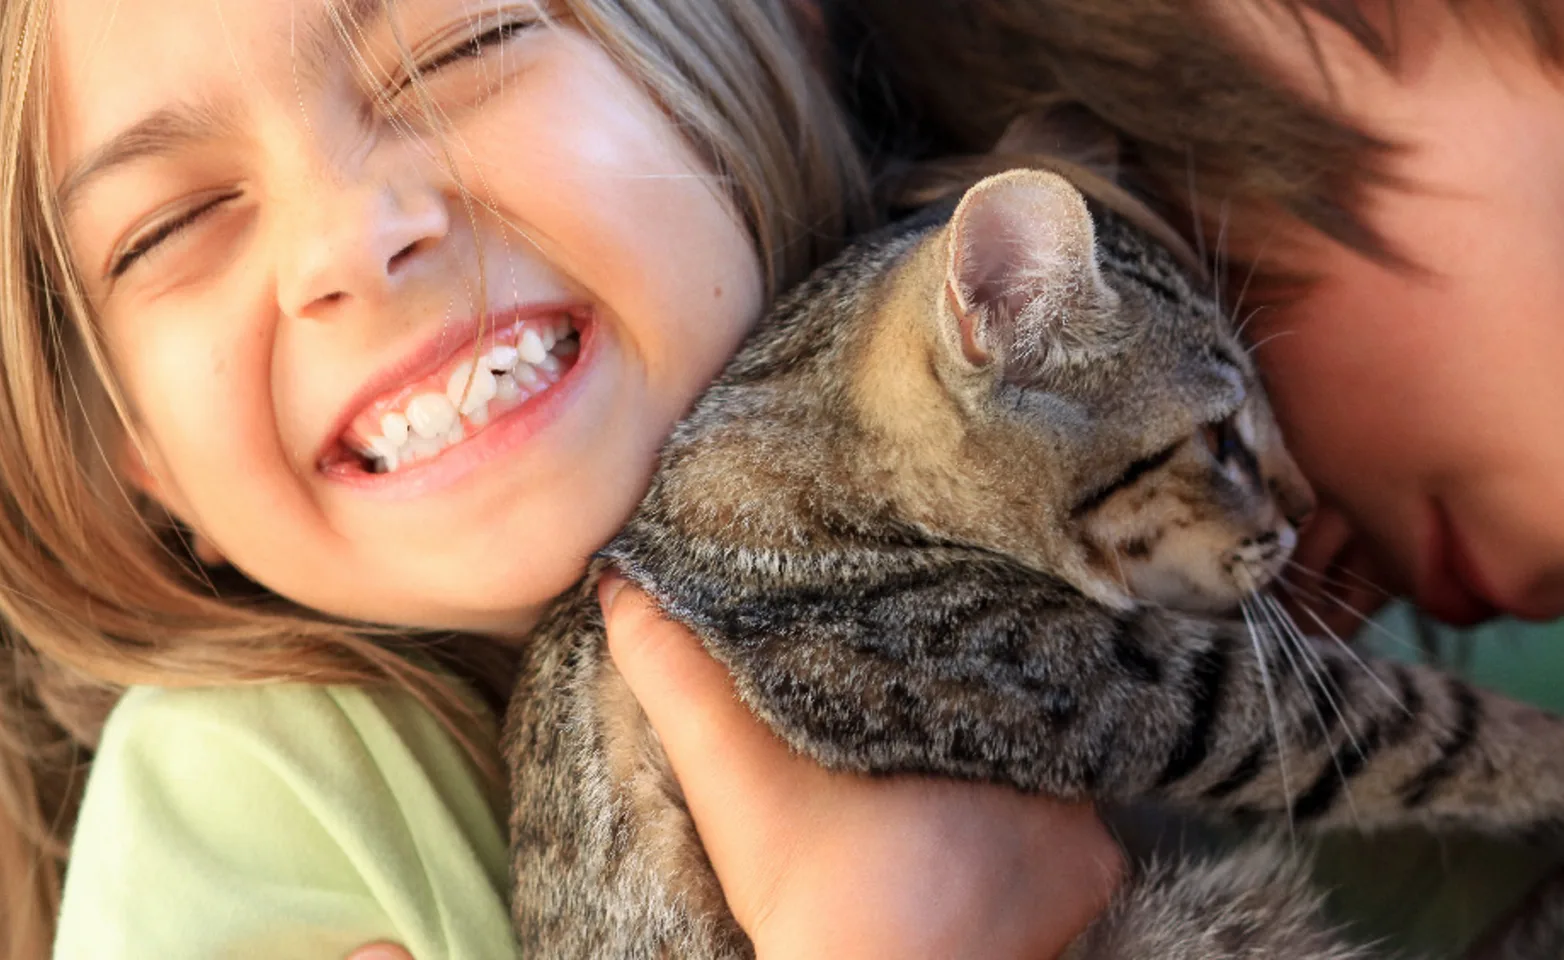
[{"xmin": 713, "ymin": 285, "xmax": 723, "ymax": 300}]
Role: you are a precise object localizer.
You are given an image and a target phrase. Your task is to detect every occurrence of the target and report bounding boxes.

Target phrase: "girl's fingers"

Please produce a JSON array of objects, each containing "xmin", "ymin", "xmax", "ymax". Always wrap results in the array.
[{"xmin": 598, "ymin": 575, "xmax": 806, "ymax": 869}]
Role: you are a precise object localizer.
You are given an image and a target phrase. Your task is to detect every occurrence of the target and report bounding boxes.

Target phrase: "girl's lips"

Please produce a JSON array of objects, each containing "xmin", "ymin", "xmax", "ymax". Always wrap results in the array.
[
  {"xmin": 318, "ymin": 312, "xmax": 599, "ymax": 500},
  {"xmin": 314, "ymin": 302, "xmax": 582, "ymax": 467}
]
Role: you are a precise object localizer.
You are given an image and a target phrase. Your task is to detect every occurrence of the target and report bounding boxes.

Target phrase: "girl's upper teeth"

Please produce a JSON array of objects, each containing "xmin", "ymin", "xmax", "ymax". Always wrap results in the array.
[
  {"xmin": 518, "ymin": 329, "xmax": 547, "ymax": 365},
  {"xmin": 446, "ymin": 362, "xmax": 498, "ymax": 415},
  {"xmin": 407, "ymin": 392, "xmax": 460, "ymax": 439},
  {"xmin": 381, "ymin": 411, "xmax": 410, "ymax": 445},
  {"xmin": 344, "ymin": 315, "xmax": 581, "ymax": 473},
  {"xmin": 485, "ymin": 344, "xmax": 519, "ymax": 371}
]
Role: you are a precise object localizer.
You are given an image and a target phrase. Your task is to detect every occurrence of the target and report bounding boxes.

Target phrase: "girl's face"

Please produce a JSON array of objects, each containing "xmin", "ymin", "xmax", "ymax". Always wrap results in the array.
[
  {"xmin": 50, "ymin": 0, "xmax": 764, "ymax": 631},
  {"xmin": 1223, "ymin": 8, "xmax": 1564, "ymax": 626}
]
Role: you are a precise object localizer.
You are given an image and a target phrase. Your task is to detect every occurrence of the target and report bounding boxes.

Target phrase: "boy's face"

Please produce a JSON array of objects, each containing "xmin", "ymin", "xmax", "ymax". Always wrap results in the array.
[
  {"xmin": 1222, "ymin": 7, "xmax": 1564, "ymax": 627},
  {"xmin": 49, "ymin": 0, "xmax": 764, "ymax": 631}
]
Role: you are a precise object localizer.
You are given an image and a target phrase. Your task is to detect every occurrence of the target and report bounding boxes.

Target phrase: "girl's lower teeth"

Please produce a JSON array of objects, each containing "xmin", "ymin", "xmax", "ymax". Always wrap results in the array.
[{"xmin": 360, "ymin": 329, "xmax": 579, "ymax": 474}]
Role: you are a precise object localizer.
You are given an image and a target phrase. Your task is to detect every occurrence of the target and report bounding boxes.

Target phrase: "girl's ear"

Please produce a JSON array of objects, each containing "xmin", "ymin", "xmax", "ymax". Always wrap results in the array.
[{"xmin": 118, "ymin": 439, "xmax": 228, "ymax": 567}]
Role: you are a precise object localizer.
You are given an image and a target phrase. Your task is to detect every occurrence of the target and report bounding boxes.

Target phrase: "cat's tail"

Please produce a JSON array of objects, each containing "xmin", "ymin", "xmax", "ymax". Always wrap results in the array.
[{"xmin": 1065, "ymin": 842, "xmax": 1373, "ymax": 960}]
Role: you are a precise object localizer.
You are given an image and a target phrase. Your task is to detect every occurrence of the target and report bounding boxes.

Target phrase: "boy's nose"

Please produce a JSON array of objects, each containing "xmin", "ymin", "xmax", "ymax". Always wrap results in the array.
[{"xmin": 277, "ymin": 178, "xmax": 450, "ymax": 320}]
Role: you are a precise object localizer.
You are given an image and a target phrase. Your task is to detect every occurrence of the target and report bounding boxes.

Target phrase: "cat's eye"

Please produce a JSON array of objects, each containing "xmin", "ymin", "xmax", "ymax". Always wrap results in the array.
[{"xmin": 1201, "ymin": 416, "xmax": 1241, "ymax": 463}]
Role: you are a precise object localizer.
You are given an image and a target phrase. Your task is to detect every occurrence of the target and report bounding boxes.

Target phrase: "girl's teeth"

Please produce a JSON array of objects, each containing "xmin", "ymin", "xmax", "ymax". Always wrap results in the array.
[
  {"xmin": 519, "ymin": 329, "xmax": 547, "ymax": 365},
  {"xmin": 404, "ymin": 435, "xmax": 445, "ymax": 462},
  {"xmin": 514, "ymin": 363, "xmax": 542, "ymax": 389},
  {"xmin": 369, "ymin": 435, "xmax": 401, "ymax": 463},
  {"xmin": 484, "ymin": 345, "xmax": 519, "ymax": 372},
  {"xmin": 407, "ymin": 393, "xmax": 459, "ymax": 439},
  {"xmin": 354, "ymin": 318, "xmax": 581, "ymax": 474},
  {"xmin": 446, "ymin": 362, "xmax": 499, "ymax": 415},
  {"xmin": 380, "ymin": 411, "xmax": 410, "ymax": 445}
]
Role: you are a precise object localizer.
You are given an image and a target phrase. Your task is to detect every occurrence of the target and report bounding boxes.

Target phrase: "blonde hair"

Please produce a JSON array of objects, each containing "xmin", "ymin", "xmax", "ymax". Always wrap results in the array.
[{"xmin": 0, "ymin": 0, "xmax": 869, "ymax": 954}]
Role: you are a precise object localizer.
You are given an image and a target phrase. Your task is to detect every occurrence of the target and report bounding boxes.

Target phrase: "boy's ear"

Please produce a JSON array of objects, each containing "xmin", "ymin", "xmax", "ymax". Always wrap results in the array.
[{"xmin": 119, "ymin": 439, "xmax": 228, "ymax": 567}]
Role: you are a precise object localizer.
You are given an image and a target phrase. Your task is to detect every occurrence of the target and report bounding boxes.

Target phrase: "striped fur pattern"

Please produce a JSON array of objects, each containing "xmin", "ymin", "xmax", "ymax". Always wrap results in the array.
[{"xmin": 503, "ymin": 171, "xmax": 1564, "ymax": 958}]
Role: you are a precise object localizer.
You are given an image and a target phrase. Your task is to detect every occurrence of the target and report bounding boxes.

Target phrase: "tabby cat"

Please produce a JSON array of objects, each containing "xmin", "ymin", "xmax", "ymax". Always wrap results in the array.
[{"xmin": 503, "ymin": 170, "xmax": 1564, "ymax": 958}]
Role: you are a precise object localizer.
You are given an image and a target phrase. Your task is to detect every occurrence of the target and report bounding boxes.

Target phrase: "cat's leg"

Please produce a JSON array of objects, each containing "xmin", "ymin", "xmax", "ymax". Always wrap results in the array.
[
  {"xmin": 506, "ymin": 616, "xmax": 750, "ymax": 960},
  {"xmin": 666, "ymin": 558, "xmax": 1564, "ymax": 839},
  {"xmin": 1144, "ymin": 624, "xmax": 1564, "ymax": 838}
]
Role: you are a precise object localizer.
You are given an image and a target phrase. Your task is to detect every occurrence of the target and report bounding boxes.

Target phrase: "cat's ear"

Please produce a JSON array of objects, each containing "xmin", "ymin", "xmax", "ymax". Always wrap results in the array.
[{"xmin": 944, "ymin": 169, "xmax": 1119, "ymax": 371}]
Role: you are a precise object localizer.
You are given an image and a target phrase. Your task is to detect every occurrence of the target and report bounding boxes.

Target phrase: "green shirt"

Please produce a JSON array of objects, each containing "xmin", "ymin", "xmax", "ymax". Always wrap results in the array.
[{"xmin": 53, "ymin": 683, "xmax": 519, "ymax": 960}]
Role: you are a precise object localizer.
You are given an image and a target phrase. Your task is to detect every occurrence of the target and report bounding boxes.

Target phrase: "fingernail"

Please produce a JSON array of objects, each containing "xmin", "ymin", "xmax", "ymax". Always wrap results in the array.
[{"xmin": 597, "ymin": 569, "xmax": 627, "ymax": 612}]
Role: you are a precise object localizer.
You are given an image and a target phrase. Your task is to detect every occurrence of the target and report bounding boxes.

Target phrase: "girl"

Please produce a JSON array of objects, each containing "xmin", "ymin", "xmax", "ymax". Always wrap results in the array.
[{"xmin": 8, "ymin": 0, "xmax": 1120, "ymax": 957}]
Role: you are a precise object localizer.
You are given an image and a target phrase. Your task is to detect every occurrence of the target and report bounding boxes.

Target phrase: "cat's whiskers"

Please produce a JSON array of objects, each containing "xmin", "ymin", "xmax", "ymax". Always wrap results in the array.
[
  {"xmin": 1275, "ymin": 573, "xmax": 1419, "ymax": 659},
  {"xmin": 1264, "ymin": 593, "xmax": 1367, "ymax": 826},
  {"xmin": 1184, "ymin": 148, "xmax": 1208, "ymax": 272},
  {"xmin": 1228, "ymin": 229, "xmax": 1275, "ymax": 342},
  {"xmin": 1249, "ymin": 592, "xmax": 1363, "ymax": 826},
  {"xmin": 1272, "ymin": 579, "xmax": 1412, "ymax": 715},
  {"xmin": 1212, "ymin": 197, "xmax": 1232, "ymax": 312},
  {"xmin": 1245, "ymin": 329, "xmax": 1298, "ymax": 356},
  {"xmin": 1261, "ymin": 593, "xmax": 1368, "ymax": 753},
  {"xmin": 1283, "ymin": 558, "xmax": 1394, "ymax": 602},
  {"xmin": 1239, "ymin": 595, "xmax": 1298, "ymax": 842},
  {"xmin": 1233, "ymin": 305, "xmax": 1271, "ymax": 343}
]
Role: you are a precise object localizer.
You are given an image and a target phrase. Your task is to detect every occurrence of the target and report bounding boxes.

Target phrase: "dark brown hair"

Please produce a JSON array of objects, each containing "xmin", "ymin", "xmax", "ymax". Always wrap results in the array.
[{"xmin": 827, "ymin": 0, "xmax": 1564, "ymax": 282}]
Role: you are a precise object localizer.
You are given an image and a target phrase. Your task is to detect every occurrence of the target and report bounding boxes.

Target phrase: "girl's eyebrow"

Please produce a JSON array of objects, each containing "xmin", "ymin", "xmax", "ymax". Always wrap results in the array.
[
  {"xmin": 56, "ymin": 99, "xmax": 242, "ymax": 217},
  {"xmin": 56, "ymin": 0, "xmax": 398, "ymax": 217}
]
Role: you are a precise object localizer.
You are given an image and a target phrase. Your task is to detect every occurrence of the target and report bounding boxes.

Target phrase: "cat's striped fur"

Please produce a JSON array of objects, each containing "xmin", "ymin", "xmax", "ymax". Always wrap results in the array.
[{"xmin": 504, "ymin": 171, "xmax": 1564, "ymax": 958}]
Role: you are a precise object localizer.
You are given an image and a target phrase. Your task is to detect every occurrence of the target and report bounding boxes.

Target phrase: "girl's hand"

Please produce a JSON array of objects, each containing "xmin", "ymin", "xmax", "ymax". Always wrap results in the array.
[{"xmin": 600, "ymin": 575, "xmax": 1124, "ymax": 960}]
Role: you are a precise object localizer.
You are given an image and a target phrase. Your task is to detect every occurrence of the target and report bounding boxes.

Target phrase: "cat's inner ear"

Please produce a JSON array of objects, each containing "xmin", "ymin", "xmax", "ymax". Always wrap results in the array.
[{"xmin": 945, "ymin": 170, "xmax": 1115, "ymax": 369}]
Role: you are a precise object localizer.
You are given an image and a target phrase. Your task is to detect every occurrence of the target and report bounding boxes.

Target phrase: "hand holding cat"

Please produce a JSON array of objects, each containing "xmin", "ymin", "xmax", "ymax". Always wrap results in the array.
[{"xmin": 600, "ymin": 572, "xmax": 1125, "ymax": 960}]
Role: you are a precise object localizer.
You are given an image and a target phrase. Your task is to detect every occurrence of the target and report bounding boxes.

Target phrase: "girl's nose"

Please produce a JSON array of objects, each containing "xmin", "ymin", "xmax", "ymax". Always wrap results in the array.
[{"xmin": 277, "ymin": 175, "xmax": 450, "ymax": 320}]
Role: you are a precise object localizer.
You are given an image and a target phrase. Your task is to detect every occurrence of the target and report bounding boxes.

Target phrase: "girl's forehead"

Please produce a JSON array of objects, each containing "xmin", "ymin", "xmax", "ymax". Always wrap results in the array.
[
  {"xmin": 51, "ymin": 0, "xmax": 278, "ymax": 179},
  {"xmin": 49, "ymin": 0, "xmax": 457, "ymax": 186}
]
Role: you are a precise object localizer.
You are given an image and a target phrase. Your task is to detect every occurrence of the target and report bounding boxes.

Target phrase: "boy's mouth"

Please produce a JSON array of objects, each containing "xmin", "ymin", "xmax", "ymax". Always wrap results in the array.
[{"xmin": 320, "ymin": 309, "xmax": 584, "ymax": 476}]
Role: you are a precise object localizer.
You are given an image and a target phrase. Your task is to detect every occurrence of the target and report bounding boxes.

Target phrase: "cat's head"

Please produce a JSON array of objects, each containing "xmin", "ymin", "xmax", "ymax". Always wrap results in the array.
[{"xmin": 862, "ymin": 169, "xmax": 1314, "ymax": 613}]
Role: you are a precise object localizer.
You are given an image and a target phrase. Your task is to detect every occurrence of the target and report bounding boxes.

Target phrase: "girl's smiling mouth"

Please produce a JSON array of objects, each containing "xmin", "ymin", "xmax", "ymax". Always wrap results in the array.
[{"xmin": 318, "ymin": 304, "xmax": 589, "ymax": 483}]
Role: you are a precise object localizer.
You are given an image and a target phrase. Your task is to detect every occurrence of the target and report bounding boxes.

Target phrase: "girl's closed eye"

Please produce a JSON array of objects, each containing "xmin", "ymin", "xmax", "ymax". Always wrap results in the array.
[
  {"xmin": 401, "ymin": 15, "xmax": 541, "ymax": 88},
  {"xmin": 108, "ymin": 189, "xmax": 241, "ymax": 279}
]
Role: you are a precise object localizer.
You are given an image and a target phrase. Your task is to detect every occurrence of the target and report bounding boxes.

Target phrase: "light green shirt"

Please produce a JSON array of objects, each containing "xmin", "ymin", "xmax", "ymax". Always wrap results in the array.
[{"xmin": 53, "ymin": 683, "xmax": 520, "ymax": 960}]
